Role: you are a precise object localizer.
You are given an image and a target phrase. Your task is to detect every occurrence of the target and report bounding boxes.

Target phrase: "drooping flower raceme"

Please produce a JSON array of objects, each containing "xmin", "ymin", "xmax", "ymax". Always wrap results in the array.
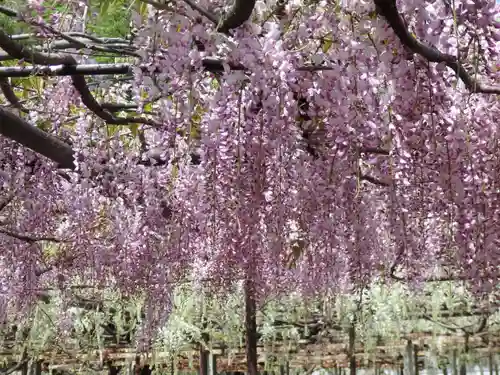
[{"xmin": 0, "ymin": 0, "xmax": 498, "ymax": 338}]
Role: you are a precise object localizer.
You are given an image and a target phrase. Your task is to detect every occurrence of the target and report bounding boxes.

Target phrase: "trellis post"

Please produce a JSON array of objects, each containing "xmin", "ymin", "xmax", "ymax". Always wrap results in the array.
[
  {"xmin": 30, "ymin": 361, "xmax": 42, "ymax": 375},
  {"xmin": 208, "ymin": 352, "xmax": 217, "ymax": 375},
  {"xmin": 403, "ymin": 341, "xmax": 416, "ymax": 375},
  {"xmin": 452, "ymin": 350, "xmax": 458, "ymax": 375},
  {"xmin": 279, "ymin": 362, "xmax": 289, "ymax": 375},
  {"xmin": 459, "ymin": 335, "xmax": 469, "ymax": 375}
]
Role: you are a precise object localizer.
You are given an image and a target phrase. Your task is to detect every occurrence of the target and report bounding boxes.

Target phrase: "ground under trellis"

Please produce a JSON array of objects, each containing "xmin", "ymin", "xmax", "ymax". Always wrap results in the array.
[{"xmin": 0, "ymin": 331, "xmax": 498, "ymax": 374}]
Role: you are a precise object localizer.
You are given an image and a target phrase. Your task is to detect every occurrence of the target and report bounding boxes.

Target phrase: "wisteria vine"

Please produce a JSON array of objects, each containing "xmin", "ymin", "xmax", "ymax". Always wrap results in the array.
[{"xmin": 0, "ymin": 0, "xmax": 498, "ymax": 346}]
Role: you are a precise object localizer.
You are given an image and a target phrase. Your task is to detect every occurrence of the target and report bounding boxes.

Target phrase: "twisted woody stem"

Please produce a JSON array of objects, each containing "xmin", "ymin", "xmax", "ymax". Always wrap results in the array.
[
  {"xmin": 142, "ymin": 0, "xmax": 257, "ymax": 33},
  {"xmin": 375, "ymin": 0, "xmax": 500, "ymax": 94},
  {"xmin": 0, "ymin": 29, "xmax": 157, "ymax": 126}
]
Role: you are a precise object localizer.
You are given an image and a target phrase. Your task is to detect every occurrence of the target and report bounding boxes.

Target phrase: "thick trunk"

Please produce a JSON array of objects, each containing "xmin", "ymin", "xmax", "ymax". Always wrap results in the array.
[
  {"xmin": 459, "ymin": 336, "xmax": 468, "ymax": 375},
  {"xmin": 245, "ymin": 280, "xmax": 258, "ymax": 375},
  {"xmin": 199, "ymin": 348, "xmax": 209, "ymax": 375},
  {"xmin": 452, "ymin": 350, "xmax": 458, "ymax": 375},
  {"xmin": 348, "ymin": 324, "xmax": 356, "ymax": 375},
  {"xmin": 414, "ymin": 345, "xmax": 419, "ymax": 375},
  {"xmin": 199, "ymin": 331, "xmax": 209, "ymax": 375},
  {"xmin": 31, "ymin": 361, "xmax": 42, "ymax": 375},
  {"xmin": 404, "ymin": 341, "xmax": 416, "ymax": 375},
  {"xmin": 279, "ymin": 363, "xmax": 289, "ymax": 375}
]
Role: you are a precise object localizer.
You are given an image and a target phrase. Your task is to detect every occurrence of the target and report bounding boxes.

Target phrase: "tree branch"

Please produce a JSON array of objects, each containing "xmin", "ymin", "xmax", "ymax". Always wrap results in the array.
[
  {"xmin": 0, "ymin": 41, "xmax": 138, "ymax": 62},
  {"xmin": 359, "ymin": 147, "xmax": 390, "ymax": 155},
  {"xmin": 4, "ymin": 33, "xmax": 129, "ymax": 44},
  {"xmin": 142, "ymin": 0, "xmax": 256, "ymax": 33},
  {"xmin": 0, "ymin": 107, "xmax": 170, "ymax": 172},
  {"xmin": 375, "ymin": 0, "xmax": 500, "ymax": 94},
  {"xmin": 389, "ymin": 259, "xmax": 494, "ymax": 283},
  {"xmin": 217, "ymin": 0, "xmax": 257, "ymax": 33},
  {"xmin": 29, "ymin": 27, "xmax": 139, "ymax": 58},
  {"xmin": 0, "ymin": 360, "xmax": 29, "ymax": 375},
  {"xmin": 0, "ymin": 5, "xmax": 16, "ymax": 18},
  {"xmin": 0, "ymin": 29, "xmax": 156, "ymax": 126},
  {"xmin": 0, "ymin": 4, "xmax": 136, "ymax": 56},
  {"xmin": 0, "ymin": 348, "xmax": 28, "ymax": 375},
  {"xmin": 468, "ymin": 316, "xmax": 488, "ymax": 335},
  {"xmin": 422, "ymin": 315, "xmax": 460, "ymax": 332},
  {"xmin": 0, "ymin": 63, "xmax": 134, "ymax": 77},
  {"xmin": 0, "ymin": 57, "xmax": 246, "ymax": 77},
  {"xmin": 35, "ymin": 254, "xmax": 81, "ymax": 277},
  {"xmin": 360, "ymin": 174, "xmax": 391, "ymax": 186},
  {"xmin": 35, "ymin": 291, "xmax": 105, "ymax": 309},
  {"xmin": 0, "ymin": 227, "xmax": 65, "ymax": 243},
  {"xmin": 0, "ymin": 192, "xmax": 15, "ymax": 212},
  {"xmin": 0, "ymin": 76, "xmax": 28, "ymax": 112},
  {"xmin": 0, "ymin": 107, "xmax": 76, "ymax": 169}
]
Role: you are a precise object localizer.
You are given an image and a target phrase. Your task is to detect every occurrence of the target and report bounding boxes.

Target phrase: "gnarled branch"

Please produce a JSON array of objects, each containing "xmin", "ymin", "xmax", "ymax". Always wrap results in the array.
[
  {"xmin": 360, "ymin": 174, "xmax": 391, "ymax": 186},
  {"xmin": 0, "ymin": 193, "xmax": 14, "ymax": 211},
  {"xmin": 0, "ymin": 57, "xmax": 245, "ymax": 77},
  {"xmin": 0, "ymin": 77, "xmax": 28, "ymax": 112},
  {"xmin": 0, "ymin": 107, "xmax": 76, "ymax": 169},
  {"xmin": 0, "ymin": 227, "xmax": 66, "ymax": 243},
  {"xmin": 142, "ymin": 0, "xmax": 256, "ymax": 33},
  {"xmin": 0, "ymin": 107, "xmax": 170, "ymax": 170},
  {"xmin": 375, "ymin": 0, "xmax": 500, "ymax": 94},
  {"xmin": 0, "ymin": 360, "xmax": 28, "ymax": 375},
  {"xmin": 0, "ymin": 29, "xmax": 157, "ymax": 125},
  {"xmin": 217, "ymin": 0, "xmax": 257, "ymax": 33},
  {"xmin": 0, "ymin": 63, "xmax": 134, "ymax": 77}
]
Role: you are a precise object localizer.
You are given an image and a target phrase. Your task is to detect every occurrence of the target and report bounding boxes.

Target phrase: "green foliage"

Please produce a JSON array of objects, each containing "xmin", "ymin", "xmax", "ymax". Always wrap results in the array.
[
  {"xmin": 0, "ymin": 0, "xmax": 31, "ymax": 35},
  {"xmin": 86, "ymin": 0, "xmax": 133, "ymax": 39},
  {"xmin": 0, "ymin": 0, "xmax": 133, "ymax": 46},
  {"xmin": 1, "ymin": 281, "xmax": 499, "ymax": 366}
]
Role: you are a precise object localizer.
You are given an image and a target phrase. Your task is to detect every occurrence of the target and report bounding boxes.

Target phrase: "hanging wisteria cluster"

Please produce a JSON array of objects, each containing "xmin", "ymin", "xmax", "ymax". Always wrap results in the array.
[{"xmin": 0, "ymin": 0, "xmax": 499, "ymax": 336}]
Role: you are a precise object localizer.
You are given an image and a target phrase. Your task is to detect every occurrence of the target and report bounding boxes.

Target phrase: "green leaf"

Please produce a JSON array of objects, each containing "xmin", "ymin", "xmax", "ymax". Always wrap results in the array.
[
  {"xmin": 99, "ymin": 0, "xmax": 115, "ymax": 15},
  {"xmin": 129, "ymin": 123, "xmax": 139, "ymax": 137},
  {"xmin": 139, "ymin": 1, "xmax": 149, "ymax": 17},
  {"xmin": 321, "ymin": 36, "xmax": 333, "ymax": 53}
]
